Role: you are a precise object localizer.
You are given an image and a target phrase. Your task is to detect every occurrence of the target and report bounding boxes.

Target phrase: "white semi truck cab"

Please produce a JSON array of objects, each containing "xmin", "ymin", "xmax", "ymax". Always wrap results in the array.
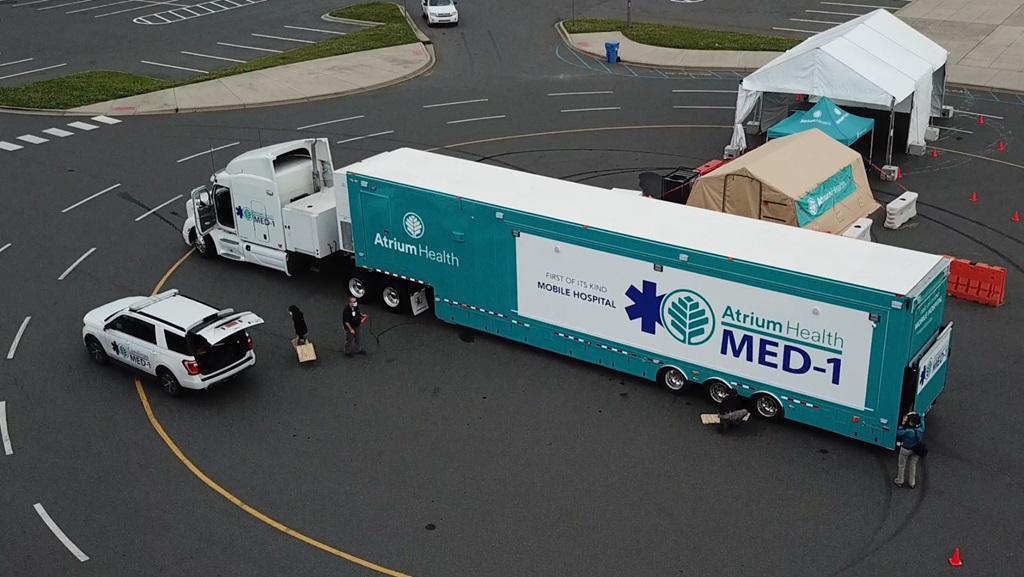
[{"xmin": 181, "ymin": 138, "xmax": 430, "ymax": 315}]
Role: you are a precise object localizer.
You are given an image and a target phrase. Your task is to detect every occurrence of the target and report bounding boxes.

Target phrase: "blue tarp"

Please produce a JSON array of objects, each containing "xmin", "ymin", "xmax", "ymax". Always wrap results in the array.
[{"xmin": 767, "ymin": 97, "xmax": 874, "ymax": 146}]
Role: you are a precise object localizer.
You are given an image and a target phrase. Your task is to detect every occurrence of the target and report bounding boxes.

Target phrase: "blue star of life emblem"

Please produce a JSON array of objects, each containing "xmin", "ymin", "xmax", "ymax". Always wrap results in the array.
[
  {"xmin": 625, "ymin": 280, "xmax": 665, "ymax": 335},
  {"xmin": 235, "ymin": 206, "xmax": 244, "ymax": 218}
]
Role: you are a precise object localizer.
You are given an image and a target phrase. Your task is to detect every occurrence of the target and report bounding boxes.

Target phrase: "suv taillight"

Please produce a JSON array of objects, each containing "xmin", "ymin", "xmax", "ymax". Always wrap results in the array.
[
  {"xmin": 182, "ymin": 359, "xmax": 201, "ymax": 376},
  {"xmin": 247, "ymin": 336, "xmax": 253, "ymax": 350}
]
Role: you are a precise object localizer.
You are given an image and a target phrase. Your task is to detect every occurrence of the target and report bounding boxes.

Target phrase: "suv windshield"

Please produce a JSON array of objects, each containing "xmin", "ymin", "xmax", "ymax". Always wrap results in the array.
[{"xmin": 428, "ymin": 0, "xmax": 452, "ymax": 5}]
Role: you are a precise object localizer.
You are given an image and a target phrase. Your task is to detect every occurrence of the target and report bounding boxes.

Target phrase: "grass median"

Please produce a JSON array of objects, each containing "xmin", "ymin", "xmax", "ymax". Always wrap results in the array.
[
  {"xmin": 563, "ymin": 19, "xmax": 801, "ymax": 52},
  {"xmin": 0, "ymin": 2, "xmax": 419, "ymax": 110}
]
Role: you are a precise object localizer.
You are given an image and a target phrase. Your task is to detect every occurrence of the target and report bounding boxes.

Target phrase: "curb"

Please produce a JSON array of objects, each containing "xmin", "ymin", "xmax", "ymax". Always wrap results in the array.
[
  {"xmin": 554, "ymin": 21, "xmax": 769, "ymax": 73},
  {"xmin": 1, "ymin": 6, "xmax": 435, "ymax": 117}
]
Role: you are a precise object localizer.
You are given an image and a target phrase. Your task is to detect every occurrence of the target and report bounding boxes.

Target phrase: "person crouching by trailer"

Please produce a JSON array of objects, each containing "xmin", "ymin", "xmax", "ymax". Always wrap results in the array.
[
  {"xmin": 718, "ymin": 388, "xmax": 749, "ymax": 434},
  {"xmin": 289, "ymin": 305, "xmax": 308, "ymax": 345}
]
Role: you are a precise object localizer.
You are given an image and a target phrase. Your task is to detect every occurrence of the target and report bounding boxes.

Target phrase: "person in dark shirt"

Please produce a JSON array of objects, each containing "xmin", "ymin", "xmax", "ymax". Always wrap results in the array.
[
  {"xmin": 289, "ymin": 305, "xmax": 308, "ymax": 345},
  {"xmin": 718, "ymin": 388, "xmax": 749, "ymax": 434},
  {"xmin": 343, "ymin": 297, "xmax": 365, "ymax": 357}
]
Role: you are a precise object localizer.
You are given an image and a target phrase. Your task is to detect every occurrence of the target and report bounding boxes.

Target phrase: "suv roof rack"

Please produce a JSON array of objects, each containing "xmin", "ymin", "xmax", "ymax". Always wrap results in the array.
[{"xmin": 128, "ymin": 289, "xmax": 181, "ymax": 312}]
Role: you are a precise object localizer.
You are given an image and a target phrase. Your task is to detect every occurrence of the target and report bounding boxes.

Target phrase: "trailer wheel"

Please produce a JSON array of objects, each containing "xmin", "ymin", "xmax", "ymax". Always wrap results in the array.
[
  {"xmin": 753, "ymin": 393, "xmax": 784, "ymax": 421},
  {"xmin": 658, "ymin": 367, "xmax": 689, "ymax": 394},
  {"xmin": 347, "ymin": 271, "xmax": 372, "ymax": 301},
  {"xmin": 381, "ymin": 282, "xmax": 409, "ymax": 313},
  {"xmin": 706, "ymin": 379, "xmax": 731, "ymax": 405}
]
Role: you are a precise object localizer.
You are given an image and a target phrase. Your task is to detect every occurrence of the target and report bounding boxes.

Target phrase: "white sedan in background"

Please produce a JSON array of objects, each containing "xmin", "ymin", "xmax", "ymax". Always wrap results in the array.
[{"xmin": 421, "ymin": 0, "xmax": 458, "ymax": 26}]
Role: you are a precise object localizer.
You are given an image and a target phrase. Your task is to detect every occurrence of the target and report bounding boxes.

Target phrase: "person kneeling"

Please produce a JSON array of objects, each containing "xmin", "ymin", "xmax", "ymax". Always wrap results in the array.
[{"xmin": 718, "ymin": 389, "xmax": 749, "ymax": 434}]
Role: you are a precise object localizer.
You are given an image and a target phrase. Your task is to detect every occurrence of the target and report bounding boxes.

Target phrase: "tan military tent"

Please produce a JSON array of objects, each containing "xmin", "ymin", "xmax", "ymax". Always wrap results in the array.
[{"xmin": 688, "ymin": 129, "xmax": 879, "ymax": 234}]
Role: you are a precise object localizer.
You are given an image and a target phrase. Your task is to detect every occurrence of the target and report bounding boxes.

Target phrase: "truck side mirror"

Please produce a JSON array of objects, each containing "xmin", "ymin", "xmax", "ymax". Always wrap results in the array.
[{"xmin": 198, "ymin": 191, "xmax": 211, "ymax": 205}]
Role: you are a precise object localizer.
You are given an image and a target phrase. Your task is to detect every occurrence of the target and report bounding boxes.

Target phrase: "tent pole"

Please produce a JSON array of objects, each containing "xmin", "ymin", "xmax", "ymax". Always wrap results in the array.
[
  {"xmin": 886, "ymin": 102, "xmax": 896, "ymax": 166},
  {"xmin": 868, "ymin": 128, "xmax": 875, "ymax": 168}
]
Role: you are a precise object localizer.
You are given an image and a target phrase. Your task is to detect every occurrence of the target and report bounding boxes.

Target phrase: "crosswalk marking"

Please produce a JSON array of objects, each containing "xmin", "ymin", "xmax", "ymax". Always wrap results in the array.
[
  {"xmin": 67, "ymin": 121, "xmax": 98, "ymax": 131},
  {"xmin": 17, "ymin": 134, "xmax": 48, "ymax": 144},
  {"xmin": 43, "ymin": 128, "xmax": 75, "ymax": 137},
  {"xmin": 0, "ymin": 141, "xmax": 23, "ymax": 152},
  {"xmin": 91, "ymin": 115, "xmax": 121, "ymax": 125}
]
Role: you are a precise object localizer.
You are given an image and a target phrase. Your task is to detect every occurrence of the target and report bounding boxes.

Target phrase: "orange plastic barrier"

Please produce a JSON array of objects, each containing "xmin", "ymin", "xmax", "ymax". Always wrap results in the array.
[
  {"xmin": 942, "ymin": 255, "xmax": 1006, "ymax": 307},
  {"xmin": 694, "ymin": 159, "xmax": 725, "ymax": 175}
]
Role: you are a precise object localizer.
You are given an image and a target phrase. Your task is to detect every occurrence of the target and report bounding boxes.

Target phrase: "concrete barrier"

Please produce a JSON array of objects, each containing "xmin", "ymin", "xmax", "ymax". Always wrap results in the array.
[
  {"xmin": 884, "ymin": 192, "xmax": 918, "ymax": 230},
  {"xmin": 841, "ymin": 217, "xmax": 873, "ymax": 241}
]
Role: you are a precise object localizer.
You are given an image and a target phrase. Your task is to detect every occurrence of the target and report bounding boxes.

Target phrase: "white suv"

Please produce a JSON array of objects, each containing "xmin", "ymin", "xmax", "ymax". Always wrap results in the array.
[
  {"xmin": 82, "ymin": 289, "xmax": 265, "ymax": 397},
  {"xmin": 421, "ymin": 0, "xmax": 458, "ymax": 26}
]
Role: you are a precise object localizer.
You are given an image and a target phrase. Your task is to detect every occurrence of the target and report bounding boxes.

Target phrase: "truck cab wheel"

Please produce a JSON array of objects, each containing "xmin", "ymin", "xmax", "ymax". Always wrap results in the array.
[
  {"xmin": 658, "ymin": 367, "xmax": 689, "ymax": 394},
  {"xmin": 194, "ymin": 231, "xmax": 216, "ymax": 259},
  {"xmin": 753, "ymin": 393, "xmax": 784, "ymax": 421}
]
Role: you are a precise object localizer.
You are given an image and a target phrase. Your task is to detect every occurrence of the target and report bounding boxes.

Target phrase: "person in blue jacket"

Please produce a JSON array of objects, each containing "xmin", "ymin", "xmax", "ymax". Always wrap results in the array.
[{"xmin": 894, "ymin": 412, "xmax": 926, "ymax": 488}]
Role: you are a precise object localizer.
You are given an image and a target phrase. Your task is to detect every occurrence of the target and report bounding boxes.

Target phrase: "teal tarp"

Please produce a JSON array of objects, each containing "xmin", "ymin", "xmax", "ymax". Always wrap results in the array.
[{"xmin": 767, "ymin": 97, "xmax": 875, "ymax": 146}]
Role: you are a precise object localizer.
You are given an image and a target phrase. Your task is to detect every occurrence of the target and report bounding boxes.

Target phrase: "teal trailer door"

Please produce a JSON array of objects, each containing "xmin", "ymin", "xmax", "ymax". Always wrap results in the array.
[{"xmin": 912, "ymin": 322, "xmax": 953, "ymax": 414}]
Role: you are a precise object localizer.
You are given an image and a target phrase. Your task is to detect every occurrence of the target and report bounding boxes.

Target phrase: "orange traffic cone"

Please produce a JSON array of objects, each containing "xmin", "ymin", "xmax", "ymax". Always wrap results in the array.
[
  {"xmin": 998, "ymin": 141, "xmax": 1005, "ymax": 151},
  {"xmin": 896, "ymin": 167, "xmax": 903, "ymax": 179},
  {"xmin": 969, "ymin": 192, "xmax": 978, "ymax": 202},
  {"xmin": 978, "ymin": 116, "xmax": 985, "ymax": 125},
  {"xmin": 931, "ymin": 149, "xmax": 938, "ymax": 158},
  {"xmin": 1013, "ymin": 211, "xmax": 1020, "ymax": 222},
  {"xmin": 948, "ymin": 548, "xmax": 963, "ymax": 567}
]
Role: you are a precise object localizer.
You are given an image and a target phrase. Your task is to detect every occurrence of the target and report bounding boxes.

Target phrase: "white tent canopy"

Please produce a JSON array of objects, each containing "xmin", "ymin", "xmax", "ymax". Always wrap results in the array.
[{"xmin": 730, "ymin": 9, "xmax": 949, "ymax": 162}]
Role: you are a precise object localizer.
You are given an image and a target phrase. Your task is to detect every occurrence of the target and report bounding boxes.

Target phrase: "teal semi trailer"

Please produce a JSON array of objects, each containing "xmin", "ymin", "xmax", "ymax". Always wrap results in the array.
[
  {"xmin": 342, "ymin": 148, "xmax": 953, "ymax": 449},
  {"xmin": 181, "ymin": 139, "xmax": 953, "ymax": 448}
]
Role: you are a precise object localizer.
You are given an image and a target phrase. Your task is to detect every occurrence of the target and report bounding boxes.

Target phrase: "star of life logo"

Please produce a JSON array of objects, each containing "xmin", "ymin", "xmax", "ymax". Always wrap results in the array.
[{"xmin": 624, "ymin": 280, "xmax": 716, "ymax": 346}]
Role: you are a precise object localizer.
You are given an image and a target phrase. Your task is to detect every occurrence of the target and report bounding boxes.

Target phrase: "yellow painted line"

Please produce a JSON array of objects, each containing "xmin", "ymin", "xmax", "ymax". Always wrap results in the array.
[
  {"xmin": 930, "ymin": 146, "xmax": 1024, "ymax": 170},
  {"xmin": 135, "ymin": 247, "xmax": 415, "ymax": 577},
  {"xmin": 425, "ymin": 124, "xmax": 730, "ymax": 151},
  {"xmin": 139, "ymin": 125, "xmax": 721, "ymax": 575}
]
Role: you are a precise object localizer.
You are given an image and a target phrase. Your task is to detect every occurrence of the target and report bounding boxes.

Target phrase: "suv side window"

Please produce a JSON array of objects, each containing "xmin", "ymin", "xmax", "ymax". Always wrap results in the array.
[
  {"xmin": 164, "ymin": 330, "xmax": 189, "ymax": 355},
  {"xmin": 114, "ymin": 315, "xmax": 157, "ymax": 345}
]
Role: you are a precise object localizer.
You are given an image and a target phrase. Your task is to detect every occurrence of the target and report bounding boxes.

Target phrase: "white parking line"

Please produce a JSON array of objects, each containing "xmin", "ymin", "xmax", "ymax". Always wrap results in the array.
[
  {"xmin": 67, "ymin": 121, "xmax": 98, "ymax": 131},
  {"xmin": 560, "ymin": 107, "xmax": 621, "ymax": 113},
  {"xmin": 790, "ymin": 17, "xmax": 842, "ymax": 25},
  {"xmin": 0, "ymin": 63, "xmax": 67, "ymax": 81},
  {"xmin": 16, "ymin": 135, "xmax": 48, "ymax": 145},
  {"xmin": 176, "ymin": 141, "xmax": 239, "ymax": 163},
  {"xmin": 37, "ymin": 0, "xmax": 94, "ymax": 11},
  {"xmin": 954, "ymin": 110, "xmax": 1004, "ymax": 120},
  {"xmin": 7, "ymin": 317, "xmax": 31, "ymax": 360},
  {"xmin": 141, "ymin": 60, "xmax": 209, "ymax": 74},
  {"xmin": 0, "ymin": 401, "xmax": 12, "ymax": 456},
  {"xmin": 423, "ymin": 98, "xmax": 489, "ymax": 108},
  {"xmin": 62, "ymin": 183, "xmax": 120, "ymax": 213},
  {"xmin": 671, "ymin": 89, "xmax": 735, "ymax": 93},
  {"xmin": 673, "ymin": 105, "xmax": 734, "ymax": 109},
  {"xmin": 297, "ymin": 115, "xmax": 364, "ymax": 130},
  {"xmin": 772, "ymin": 27, "xmax": 819, "ymax": 34},
  {"xmin": 447, "ymin": 115, "xmax": 506, "ymax": 125},
  {"xmin": 33, "ymin": 504, "xmax": 90, "ymax": 562},
  {"xmin": 548, "ymin": 91, "xmax": 613, "ymax": 96},
  {"xmin": 217, "ymin": 42, "xmax": 282, "ymax": 53},
  {"xmin": 0, "ymin": 58, "xmax": 34, "ymax": 68},
  {"xmin": 43, "ymin": 128, "xmax": 75, "ymax": 137},
  {"xmin": 0, "ymin": 243, "xmax": 10, "ymax": 255},
  {"xmin": 337, "ymin": 130, "xmax": 394, "ymax": 144},
  {"xmin": 180, "ymin": 51, "xmax": 246, "ymax": 63},
  {"xmin": 66, "ymin": 0, "xmax": 141, "ymax": 14},
  {"xmin": 251, "ymin": 33, "xmax": 314, "ymax": 44},
  {"xmin": 0, "ymin": 142, "xmax": 23, "ymax": 152},
  {"xmin": 284, "ymin": 25, "xmax": 344, "ymax": 35},
  {"xmin": 819, "ymin": 2, "xmax": 896, "ymax": 9},
  {"xmin": 135, "ymin": 195, "xmax": 183, "ymax": 222},
  {"xmin": 58, "ymin": 248, "xmax": 97, "ymax": 281},
  {"xmin": 806, "ymin": 9, "xmax": 860, "ymax": 16},
  {"xmin": 14, "ymin": 0, "xmax": 54, "ymax": 6},
  {"xmin": 97, "ymin": 0, "xmax": 186, "ymax": 17}
]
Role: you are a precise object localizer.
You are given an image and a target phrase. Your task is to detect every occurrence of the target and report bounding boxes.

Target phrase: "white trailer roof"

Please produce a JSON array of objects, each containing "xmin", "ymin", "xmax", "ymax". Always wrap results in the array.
[{"xmin": 345, "ymin": 147, "xmax": 945, "ymax": 296}]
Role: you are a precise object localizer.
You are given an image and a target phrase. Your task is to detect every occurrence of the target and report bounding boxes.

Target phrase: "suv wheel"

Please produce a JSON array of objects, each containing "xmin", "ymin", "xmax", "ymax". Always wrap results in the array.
[
  {"xmin": 85, "ymin": 336, "xmax": 108, "ymax": 365},
  {"xmin": 158, "ymin": 368, "xmax": 183, "ymax": 397}
]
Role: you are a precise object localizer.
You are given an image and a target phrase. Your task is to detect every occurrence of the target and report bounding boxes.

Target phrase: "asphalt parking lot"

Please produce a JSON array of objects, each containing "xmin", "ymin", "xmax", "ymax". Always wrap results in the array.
[
  {"xmin": 0, "ymin": 0, "xmax": 366, "ymax": 85},
  {"xmin": 3, "ymin": 63, "xmax": 1024, "ymax": 575}
]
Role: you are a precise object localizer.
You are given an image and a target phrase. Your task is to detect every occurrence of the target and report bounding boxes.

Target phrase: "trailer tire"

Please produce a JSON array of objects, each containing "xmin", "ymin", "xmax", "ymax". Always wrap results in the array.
[
  {"xmin": 752, "ymin": 393, "xmax": 784, "ymax": 422},
  {"xmin": 658, "ymin": 367, "xmax": 690, "ymax": 394},
  {"xmin": 380, "ymin": 280, "xmax": 410, "ymax": 314},
  {"xmin": 347, "ymin": 270, "xmax": 373, "ymax": 301},
  {"xmin": 706, "ymin": 379, "xmax": 731, "ymax": 405}
]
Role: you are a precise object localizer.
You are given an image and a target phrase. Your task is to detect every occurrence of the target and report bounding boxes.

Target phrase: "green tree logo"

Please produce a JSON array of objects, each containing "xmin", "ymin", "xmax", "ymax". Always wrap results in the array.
[
  {"xmin": 661, "ymin": 289, "xmax": 716, "ymax": 346},
  {"xmin": 403, "ymin": 212, "xmax": 424, "ymax": 239}
]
